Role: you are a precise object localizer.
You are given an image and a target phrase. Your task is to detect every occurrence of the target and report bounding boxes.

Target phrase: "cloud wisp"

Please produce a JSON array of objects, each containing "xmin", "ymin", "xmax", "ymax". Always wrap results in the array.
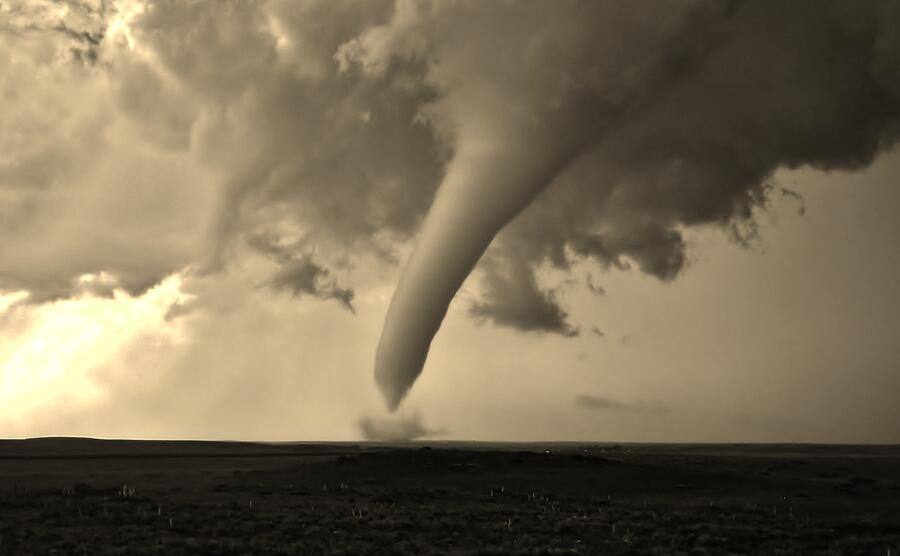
[
  {"xmin": 266, "ymin": 256, "xmax": 356, "ymax": 314},
  {"xmin": 575, "ymin": 394, "xmax": 668, "ymax": 415}
]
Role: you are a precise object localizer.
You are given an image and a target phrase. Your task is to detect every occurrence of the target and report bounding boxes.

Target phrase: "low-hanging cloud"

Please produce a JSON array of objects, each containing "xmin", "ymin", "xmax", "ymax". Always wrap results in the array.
[
  {"xmin": 266, "ymin": 256, "xmax": 355, "ymax": 313},
  {"xmin": 468, "ymin": 254, "xmax": 578, "ymax": 337},
  {"xmin": 575, "ymin": 394, "xmax": 668, "ymax": 415}
]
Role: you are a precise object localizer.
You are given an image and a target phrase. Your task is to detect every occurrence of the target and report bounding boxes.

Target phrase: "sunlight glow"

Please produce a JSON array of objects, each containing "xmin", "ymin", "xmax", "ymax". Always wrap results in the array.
[
  {"xmin": 0, "ymin": 273, "xmax": 186, "ymax": 420},
  {"xmin": 106, "ymin": 0, "xmax": 146, "ymax": 51},
  {"xmin": 0, "ymin": 291, "xmax": 29, "ymax": 314}
]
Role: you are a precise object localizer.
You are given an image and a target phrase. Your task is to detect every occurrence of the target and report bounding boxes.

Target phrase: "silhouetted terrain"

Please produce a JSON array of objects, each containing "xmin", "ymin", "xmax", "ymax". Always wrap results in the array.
[{"xmin": 1, "ymin": 439, "xmax": 899, "ymax": 554}]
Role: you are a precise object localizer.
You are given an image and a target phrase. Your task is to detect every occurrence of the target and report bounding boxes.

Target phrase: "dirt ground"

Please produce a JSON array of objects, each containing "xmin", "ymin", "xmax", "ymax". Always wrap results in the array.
[{"xmin": 1, "ymin": 439, "xmax": 898, "ymax": 555}]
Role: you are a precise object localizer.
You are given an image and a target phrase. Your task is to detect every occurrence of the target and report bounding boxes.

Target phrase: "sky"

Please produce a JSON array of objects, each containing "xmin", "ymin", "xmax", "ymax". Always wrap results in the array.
[{"xmin": 1, "ymin": 0, "xmax": 899, "ymax": 443}]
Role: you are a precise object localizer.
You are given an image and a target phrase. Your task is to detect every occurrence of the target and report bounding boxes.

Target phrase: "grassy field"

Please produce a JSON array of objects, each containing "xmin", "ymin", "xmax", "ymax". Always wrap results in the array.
[{"xmin": 1, "ymin": 439, "xmax": 898, "ymax": 554}]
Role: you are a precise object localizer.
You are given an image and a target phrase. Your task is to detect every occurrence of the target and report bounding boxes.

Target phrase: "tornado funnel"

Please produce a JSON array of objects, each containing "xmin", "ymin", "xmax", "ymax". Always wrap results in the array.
[{"xmin": 374, "ymin": 136, "xmax": 582, "ymax": 410}]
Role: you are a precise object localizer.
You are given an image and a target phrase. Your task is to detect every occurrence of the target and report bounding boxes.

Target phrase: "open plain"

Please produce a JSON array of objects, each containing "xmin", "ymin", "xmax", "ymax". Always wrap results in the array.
[{"xmin": 1, "ymin": 439, "xmax": 899, "ymax": 555}]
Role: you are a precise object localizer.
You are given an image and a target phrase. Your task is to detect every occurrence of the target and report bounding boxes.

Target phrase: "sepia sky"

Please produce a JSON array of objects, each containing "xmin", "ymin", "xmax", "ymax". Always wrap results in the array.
[{"xmin": 2, "ymin": 0, "xmax": 899, "ymax": 442}]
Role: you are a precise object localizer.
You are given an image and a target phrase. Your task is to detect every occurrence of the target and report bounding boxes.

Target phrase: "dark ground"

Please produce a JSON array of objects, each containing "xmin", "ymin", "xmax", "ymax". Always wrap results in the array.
[{"xmin": 0, "ymin": 439, "xmax": 898, "ymax": 555}]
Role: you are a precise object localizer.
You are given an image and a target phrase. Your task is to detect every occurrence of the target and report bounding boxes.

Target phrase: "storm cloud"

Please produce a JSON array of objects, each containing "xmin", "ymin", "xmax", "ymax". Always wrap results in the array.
[
  {"xmin": 267, "ymin": 256, "xmax": 355, "ymax": 313},
  {"xmin": 468, "ymin": 254, "xmax": 578, "ymax": 337},
  {"xmin": 369, "ymin": 0, "xmax": 900, "ymax": 408},
  {"xmin": 3, "ymin": 1, "xmax": 900, "ymax": 414}
]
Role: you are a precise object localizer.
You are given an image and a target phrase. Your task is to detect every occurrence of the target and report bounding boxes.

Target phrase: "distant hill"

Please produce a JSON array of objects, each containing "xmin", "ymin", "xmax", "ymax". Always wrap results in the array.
[{"xmin": 0, "ymin": 437, "xmax": 365, "ymax": 459}]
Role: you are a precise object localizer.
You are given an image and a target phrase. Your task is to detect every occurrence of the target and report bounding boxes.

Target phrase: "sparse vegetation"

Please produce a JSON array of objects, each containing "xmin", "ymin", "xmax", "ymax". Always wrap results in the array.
[{"xmin": 0, "ymin": 441, "xmax": 899, "ymax": 554}]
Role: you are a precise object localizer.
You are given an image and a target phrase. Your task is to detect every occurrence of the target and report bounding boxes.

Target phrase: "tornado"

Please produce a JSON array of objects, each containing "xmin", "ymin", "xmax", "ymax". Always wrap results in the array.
[
  {"xmin": 374, "ymin": 128, "xmax": 586, "ymax": 410},
  {"xmin": 360, "ymin": 0, "xmax": 721, "ymax": 410},
  {"xmin": 370, "ymin": 0, "xmax": 900, "ymax": 410}
]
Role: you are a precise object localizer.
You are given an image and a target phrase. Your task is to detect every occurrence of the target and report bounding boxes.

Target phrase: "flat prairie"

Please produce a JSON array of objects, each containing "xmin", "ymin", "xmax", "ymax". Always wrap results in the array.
[{"xmin": 1, "ymin": 439, "xmax": 898, "ymax": 555}]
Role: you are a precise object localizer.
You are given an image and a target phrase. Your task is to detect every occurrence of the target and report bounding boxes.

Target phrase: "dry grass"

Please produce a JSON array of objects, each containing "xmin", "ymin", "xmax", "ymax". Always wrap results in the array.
[{"xmin": 1, "ymin": 442, "xmax": 899, "ymax": 554}]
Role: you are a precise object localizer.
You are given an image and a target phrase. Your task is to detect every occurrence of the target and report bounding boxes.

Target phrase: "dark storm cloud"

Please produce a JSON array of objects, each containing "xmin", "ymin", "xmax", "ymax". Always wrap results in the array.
[
  {"xmin": 4, "ymin": 1, "xmax": 900, "ymax": 411},
  {"xmin": 468, "ymin": 255, "xmax": 578, "ymax": 337},
  {"xmin": 372, "ymin": 0, "xmax": 900, "ymax": 408},
  {"xmin": 505, "ymin": 0, "xmax": 900, "ymax": 276},
  {"xmin": 575, "ymin": 395, "xmax": 667, "ymax": 415},
  {"xmin": 1, "ymin": 0, "xmax": 441, "ymax": 302},
  {"xmin": 122, "ymin": 0, "xmax": 444, "ymax": 273},
  {"xmin": 266, "ymin": 256, "xmax": 355, "ymax": 313},
  {"xmin": 370, "ymin": 0, "xmax": 730, "ymax": 408},
  {"xmin": 249, "ymin": 232, "xmax": 354, "ymax": 312}
]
